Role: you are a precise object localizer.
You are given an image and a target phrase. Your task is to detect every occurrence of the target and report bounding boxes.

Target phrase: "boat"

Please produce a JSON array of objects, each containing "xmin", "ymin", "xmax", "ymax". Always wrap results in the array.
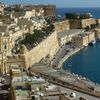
[{"xmin": 89, "ymin": 40, "xmax": 96, "ymax": 46}]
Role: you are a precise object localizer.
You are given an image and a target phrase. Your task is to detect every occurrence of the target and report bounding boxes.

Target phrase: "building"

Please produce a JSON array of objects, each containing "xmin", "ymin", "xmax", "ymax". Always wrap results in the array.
[
  {"xmin": 9, "ymin": 72, "xmax": 47, "ymax": 100},
  {"xmin": 0, "ymin": 2, "xmax": 5, "ymax": 12},
  {"xmin": 95, "ymin": 26, "xmax": 100, "ymax": 40},
  {"xmin": 86, "ymin": 31, "xmax": 95, "ymax": 43},
  {"xmin": 72, "ymin": 31, "xmax": 95, "ymax": 46},
  {"xmin": 0, "ymin": 23, "xmax": 29, "ymax": 74},
  {"xmin": 34, "ymin": 5, "xmax": 56, "ymax": 18},
  {"xmin": 0, "ymin": 53, "xmax": 7, "ymax": 74},
  {"xmin": 54, "ymin": 20, "xmax": 70, "ymax": 33},
  {"xmin": 57, "ymin": 29, "xmax": 84, "ymax": 46},
  {"xmin": 24, "ymin": 9, "xmax": 36, "ymax": 18},
  {"xmin": 9, "ymin": 64, "xmax": 21, "ymax": 77},
  {"xmin": 69, "ymin": 18, "xmax": 96, "ymax": 29},
  {"xmin": 0, "ymin": 23, "xmax": 29, "ymax": 52}
]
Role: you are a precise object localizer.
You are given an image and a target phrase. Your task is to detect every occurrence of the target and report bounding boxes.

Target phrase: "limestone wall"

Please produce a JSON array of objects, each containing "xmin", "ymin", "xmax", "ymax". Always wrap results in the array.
[
  {"xmin": 69, "ymin": 18, "xmax": 96, "ymax": 29},
  {"xmin": 23, "ymin": 31, "xmax": 60, "ymax": 68},
  {"xmin": 54, "ymin": 20, "xmax": 70, "ymax": 33},
  {"xmin": 81, "ymin": 18, "xmax": 96, "ymax": 28},
  {"xmin": 69, "ymin": 20, "xmax": 81, "ymax": 29}
]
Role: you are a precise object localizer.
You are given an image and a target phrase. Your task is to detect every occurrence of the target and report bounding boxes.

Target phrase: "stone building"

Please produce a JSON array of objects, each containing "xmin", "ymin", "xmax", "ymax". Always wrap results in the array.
[
  {"xmin": 86, "ymin": 31, "xmax": 95, "ymax": 43},
  {"xmin": 72, "ymin": 31, "xmax": 95, "ymax": 46},
  {"xmin": 0, "ymin": 23, "xmax": 29, "ymax": 74},
  {"xmin": 72, "ymin": 34, "xmax": 89, "ymax": 46},
  {"xmin": 69, "ymin": 18, "xmax": 96, "ymax": 29},
  {"xmin": 57, "ymin": 29, "xmax": 84, "ymax": 46},
  {"xmin": 95, "ymin": 26, "xmax": 100, "ymax": 40},
  {"xmin": 34, "ymin": 5, "xmax": 56, "ymax": 18},
  {"xmin": 24, "ymin": 9, "xmax": 36, "ymax": 18},
  {"xmin": 0, "ymin": 2, "xmax": 5, "ymax": 12},
  {"xmin": 54, "ymin": 20, "xmax": 70, "ymax": 33}
]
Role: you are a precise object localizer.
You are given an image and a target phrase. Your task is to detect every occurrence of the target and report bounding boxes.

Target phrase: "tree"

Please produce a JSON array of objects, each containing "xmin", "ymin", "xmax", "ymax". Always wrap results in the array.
[
  {"xmin": 85, "ymin": 26, "xmax": 90, "ymax": 31},
  {"xmin": 65, "ymin": 13, "xmax": 80, "ymax": 19},
  {"xmin": 90, "ymin": 24, "xmax": 96, "ymax": 29},
  {"xmin": 80, "ymin": 13, "xmax": 93, "ymax": 19}
]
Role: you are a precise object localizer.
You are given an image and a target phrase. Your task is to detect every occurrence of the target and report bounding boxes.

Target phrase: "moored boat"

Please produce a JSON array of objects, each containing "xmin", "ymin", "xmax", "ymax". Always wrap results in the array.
[{"xmin": 89, "ymin": 40, "xmax": 96, "ymax": 46}]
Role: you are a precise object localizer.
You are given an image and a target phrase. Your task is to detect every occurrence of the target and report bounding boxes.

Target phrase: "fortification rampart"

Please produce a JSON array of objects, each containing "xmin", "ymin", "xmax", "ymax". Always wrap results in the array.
[{"xmin": 23, "ymin": 31, "xmax": 60, "ymax": 68}]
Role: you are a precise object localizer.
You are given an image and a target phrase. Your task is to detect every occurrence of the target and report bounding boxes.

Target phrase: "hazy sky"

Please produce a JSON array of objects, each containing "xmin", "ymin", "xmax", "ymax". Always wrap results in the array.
[{"xmin": 1, "ymin": 0, "xmax": 100, "ymax": 8}]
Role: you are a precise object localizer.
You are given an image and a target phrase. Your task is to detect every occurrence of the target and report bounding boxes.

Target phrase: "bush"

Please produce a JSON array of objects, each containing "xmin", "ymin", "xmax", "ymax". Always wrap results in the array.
[
  {"xmin": 21, "ymin": 24, "xmax": 55, "ymax": 47},
  {"xmin": 80, "ymin": 13, "xmax": 93, "ymax": 19},
  {"xmin": 65, "ymin": 13, "xmax": 80, "ymax": 19}
]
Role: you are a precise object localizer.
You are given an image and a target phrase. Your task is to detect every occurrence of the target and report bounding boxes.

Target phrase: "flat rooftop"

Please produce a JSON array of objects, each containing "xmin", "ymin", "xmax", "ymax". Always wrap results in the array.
[{"xmin": 57, "ymin": 29, "xmax": 84, "ymax": 38}]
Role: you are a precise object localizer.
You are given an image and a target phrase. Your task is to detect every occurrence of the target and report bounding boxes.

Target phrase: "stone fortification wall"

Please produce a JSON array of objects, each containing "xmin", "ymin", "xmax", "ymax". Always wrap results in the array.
[
  {"xmin": 23, "ymin": 31, "xmax": 60, "ymax": 68},
  {"xmin": 54, "ymin": 20, "xmax": 70, "ymax": 33},
  {"xmin": 81, "ymin": 18, "xmax": 96, "ymax": 28},
  {"xmin": 69, "ymin": 20, "xmax": 81, "ymax": 29},
  {"xmin": 69, "ymin": 18, "xmax": 96, "ymax": 29}
]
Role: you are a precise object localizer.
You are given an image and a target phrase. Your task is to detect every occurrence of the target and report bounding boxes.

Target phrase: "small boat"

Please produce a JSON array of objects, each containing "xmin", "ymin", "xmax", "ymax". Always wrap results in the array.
[
  {"xmin": 92, "ymin": 40, "xmax": 96, "ymax": 44},
  {"xmin": 89, "ymin": 40, "xmax": 96, "ymax": 46}
]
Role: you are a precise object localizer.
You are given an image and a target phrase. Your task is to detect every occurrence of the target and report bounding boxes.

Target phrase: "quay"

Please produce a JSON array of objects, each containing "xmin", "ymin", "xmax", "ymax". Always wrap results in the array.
[
  {"xmin": 57, "ymin": 47, "xmax": 83, "ymax": 68},
  {"xmin": 31, "ymin": 64, "xmax": 100, "ymax": 99}
]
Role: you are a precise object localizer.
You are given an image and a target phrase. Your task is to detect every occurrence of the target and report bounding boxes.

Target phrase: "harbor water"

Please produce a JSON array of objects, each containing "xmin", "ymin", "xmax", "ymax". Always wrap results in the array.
[{"xmin": 63, "ymin": 42, "xmax": 100, "ymax": 84}]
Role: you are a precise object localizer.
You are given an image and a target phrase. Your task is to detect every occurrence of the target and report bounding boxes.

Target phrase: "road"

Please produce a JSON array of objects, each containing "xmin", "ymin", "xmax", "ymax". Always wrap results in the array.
[{"xmin": 31, "ymin": 65, "xmax": 100, "ymax": 99}]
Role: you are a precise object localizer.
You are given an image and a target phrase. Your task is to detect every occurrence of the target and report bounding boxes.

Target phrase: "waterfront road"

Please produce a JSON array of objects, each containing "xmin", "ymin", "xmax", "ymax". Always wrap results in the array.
[
  {"xmin": 51, "ymin": 45, "xmax": 68, "ymax": 67},
  {"xmin": 31, "ymin": 65, "xmax": 100, "ymax": 99},
  {"xmin": 51, "ymin": 44, "xmax": 82, "ymax": 68}
]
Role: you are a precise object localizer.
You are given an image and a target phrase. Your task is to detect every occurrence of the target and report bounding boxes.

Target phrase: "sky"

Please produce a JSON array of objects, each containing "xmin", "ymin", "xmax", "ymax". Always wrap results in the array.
[{"xmin": 1, "ymin": 0, "xmax": 100, "ymax": 8}]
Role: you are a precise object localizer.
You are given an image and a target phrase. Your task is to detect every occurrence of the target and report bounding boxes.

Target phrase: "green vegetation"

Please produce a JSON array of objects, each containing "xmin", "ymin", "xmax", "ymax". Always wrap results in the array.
[
  {"xmin": 65, "ymin": 13, "xmax": 80, "ymax": 19},
  {"xmin": 65, "ymin": 13, "xmax": 93, "ymax": 19},
  {"xmin": 85, "ymin": 26, "xmax": 90, "ymax": 31},
  {"xmin": 90, "ymin": 24, "xmax": 96, "ymax": 29},
  {"xmin": 80, "ymin": 13, "xmax": 93, "ymax": 19},
  {"xmin": 21, "ymin": 24, "xmax": 55, "ymax": 47},
  {"xmin": 84, "ymin": 23, "xmax": 97, "ymax": 31}
]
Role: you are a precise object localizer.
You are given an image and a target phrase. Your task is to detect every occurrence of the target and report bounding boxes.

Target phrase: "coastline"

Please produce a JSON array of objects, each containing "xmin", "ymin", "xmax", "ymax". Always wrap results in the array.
[{"xmin": 58, "ymin": 46, "xmax": 84, "ymax": 68}]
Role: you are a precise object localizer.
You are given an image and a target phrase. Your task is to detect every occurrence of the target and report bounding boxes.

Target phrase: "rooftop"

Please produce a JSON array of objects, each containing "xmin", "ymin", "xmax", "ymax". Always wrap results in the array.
[
  {"xmin": 73, "ymin": 31, "xmax": 94, "ymax": 38},
  {"xmin": 58, "ymin": 29, "xmax": 84, "ymax": 38}
]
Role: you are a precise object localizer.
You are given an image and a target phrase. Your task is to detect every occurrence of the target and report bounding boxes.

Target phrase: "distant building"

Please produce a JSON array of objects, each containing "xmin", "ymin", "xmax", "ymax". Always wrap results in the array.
[
  {"xmin": 0, "ymin": 2, "xmax": 5, "ymax": 12},
  {"xmin": 72, "ymin": 34, "xmax": 88, "ymax": 46},
  {"xmin": 54, "ymin": 20, "xmax": 70, "ymax": 33},
  {"xmin": 57, "ymin": 29, "xmax": 84, "ymax": 46},
  {"xmin": 34, "ymin": 5, "xmax": 56, "ymax": 18},
  {"xmin": 24, "ymin": 9, "xmax": 36, "ymax": 18},
  {"xmin": 5, "ymin": 4, "xmax": 56, "ymax": 19},
  {"xmin": 69, "ymin": 18, "xmax": 96, "ymax": 29},
  {"xmin": 72, "ymin": 31, "xmax": 95, "ymax": 46},
  {"xmin": 95, "ymin": 26, "xmax": 100, "ymax": 40},
  {"xmin": 86, "ymin": 31, "xmax": 95, "ymax": 43}
]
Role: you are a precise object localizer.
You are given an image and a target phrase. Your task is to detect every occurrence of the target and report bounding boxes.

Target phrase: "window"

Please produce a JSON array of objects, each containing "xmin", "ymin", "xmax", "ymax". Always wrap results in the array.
[
  {"xmin": 3, "ymin": 41, "xmax": 7, "ymax": 50},
  {"xmin": 4, "ymin": 45, "xmax": 7, "ymax": 50}
]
